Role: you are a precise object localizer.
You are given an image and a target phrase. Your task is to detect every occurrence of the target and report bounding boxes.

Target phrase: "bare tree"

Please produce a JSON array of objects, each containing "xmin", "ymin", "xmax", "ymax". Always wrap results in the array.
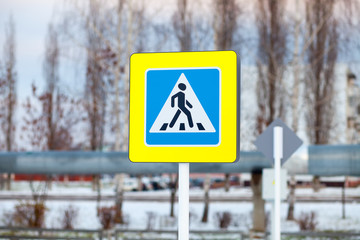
[
  {"xmin": 62, "ymin": 0, "xmax": 145, "ymax": 151},
  {"xmin": 84, "ymin": 18, "xmax": 107, "ymax": 152},
  {"xmin": 304, "ymin": 0, "xmax": 339, "ymax": 192},
  {"xmin": 0, "ymin": 15, "xmax": 17, "ymax": 190},
  {"xmin": 21, "ymin": 23, "xmax": 82, "ymax": 198},
  {"xmin": 254, "ymin": 0, "xmax": 288, "ymax": 232},
  {"xmin": 1, "ymin": 15, "xmax": 16, "ymax": 152},
  {"xmin": 286, "ymin": 0, "xmax": 302, "ymax": 221},
  {"xmin": 285, "ymin": 0, "xmax": 352, "ymax": 220},
  {"xmin": 113, "ymin": 0, "xmax": 126, "ymax": 151},
  {"xmin": 112, "ymin": 0, "xmax": 146, "ymax": 224},
  {"xmin": 81, "ymin": 2, "xmax": 108, "ymax": 212},
  {"xmin": 201, "ymin": 174, "xmax": 211, "ymax": 223},
  {"xmin": 169, "ymin": 174, "xmax": 178, "ymax": 218},
  {"xmin": 305, "ymin": 0, "xmax": 338, "ymax": 145},
  {"xmin": 0, "ymin": 62, "xmax": 4, "ymax": 190},
  {"xmin": 61, "ymin": 0, "xmax": 147, "ymax": 223},
  {"xmin": 23, "ymin": 24, "xmax": 80, "ymax": 152},
  {"xmin": 287, "ymin": 175, "xmax": 296, "ymax": 220},
  {"xmin": 200, "ymin": 0, "xmax": 240, "ymax": 223},
  {"xmin": 173, "ymin": 0, "xmax": 193, "ymax": 52},
  {"xmin": 43, "ymin": 24, "xmax": 66, "ymax": 150},
  {"xmin": 213, "ymin": 0, "xmax": 239, "ymax": 51},
  {"xmin": 255, "ymin": 0, "xmax": 288, "ymax": 133},
  {"xmin": 285, "ymin": 0, "xmax": 352, "ymax": 219}
]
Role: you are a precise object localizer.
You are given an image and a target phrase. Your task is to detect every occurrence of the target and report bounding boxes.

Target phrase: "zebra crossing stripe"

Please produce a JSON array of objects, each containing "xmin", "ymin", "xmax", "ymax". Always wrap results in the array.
[
  {"xmin": 160, "ymin": 123, "xmax": 168, "ymax": 131},
  {"xmin": 158, "ymin": 122, "xmax": 206, "ymax": 131},
  {"xmin": 197, "ymin": 123, "xmax": 205, "ymax": 131}
]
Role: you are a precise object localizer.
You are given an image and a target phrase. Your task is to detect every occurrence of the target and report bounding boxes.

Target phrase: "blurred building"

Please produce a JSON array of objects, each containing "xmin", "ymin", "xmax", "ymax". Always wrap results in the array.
[{"xmin": 346, "ymin": 70, "xmax": 360, "ymax": 144}]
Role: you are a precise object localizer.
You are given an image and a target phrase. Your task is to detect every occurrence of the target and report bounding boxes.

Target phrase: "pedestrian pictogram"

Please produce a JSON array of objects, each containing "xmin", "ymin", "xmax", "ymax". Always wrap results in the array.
[
  {"xmin": 170, "ymin": 82, "xmax": 194, "ymax": 129},
  {"xmin": 150, "ymin": 73, "xmax": 215, "ymax": 133}
]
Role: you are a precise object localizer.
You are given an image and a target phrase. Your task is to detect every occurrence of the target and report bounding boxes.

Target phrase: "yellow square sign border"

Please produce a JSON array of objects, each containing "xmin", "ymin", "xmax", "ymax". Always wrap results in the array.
[
  {"xmin": 144, "ymin": 66, "xmax": 222, "ymax": 147},
  {"xmin": 129, "ymin": 51, "xmax": 240, "ymax": 163}
]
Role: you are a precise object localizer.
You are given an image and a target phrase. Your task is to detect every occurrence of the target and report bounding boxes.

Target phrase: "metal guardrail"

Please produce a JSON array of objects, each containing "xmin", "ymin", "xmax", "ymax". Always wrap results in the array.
[
  {"xmin": 0, "ymin": 151, "xmax": 273, "ymax": 174},
  {"xmin": 1, "ymin": 227, "xmax": 360, "ymax": 240},
  {"xmin": 0, "ymin": 144, "xmax": 359, "ymax": 176},
  {"xmin": 309, "ymin": 144, "xmax": 360, "ymax": 176}
]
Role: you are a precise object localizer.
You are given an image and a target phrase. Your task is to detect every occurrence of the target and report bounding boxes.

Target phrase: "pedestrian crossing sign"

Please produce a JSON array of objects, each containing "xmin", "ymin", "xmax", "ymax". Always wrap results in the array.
[{"xmin": 129, "ymin": 51, "xmax": 239, "ymax": 163}]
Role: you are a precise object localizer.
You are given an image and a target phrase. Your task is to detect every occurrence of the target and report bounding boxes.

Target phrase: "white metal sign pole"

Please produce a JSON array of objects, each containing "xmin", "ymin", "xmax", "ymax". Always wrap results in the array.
[
  {"xmin": 273, "ymin": 127, "xmax": 283, "ymax": 240},
  {"xmin": 178, "ymin": 163, "xmax": 189, "ymax": 240}
]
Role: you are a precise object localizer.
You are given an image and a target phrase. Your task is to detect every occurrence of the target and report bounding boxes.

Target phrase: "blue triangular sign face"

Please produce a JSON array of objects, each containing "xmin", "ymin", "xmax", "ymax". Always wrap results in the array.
[
  {"xmin": 254, "ymin": 118, "xmax": 303, "ymax": 165},
  {"xmin": 145, "ymin": 68, "xmax": 220, "ymax": 146}
]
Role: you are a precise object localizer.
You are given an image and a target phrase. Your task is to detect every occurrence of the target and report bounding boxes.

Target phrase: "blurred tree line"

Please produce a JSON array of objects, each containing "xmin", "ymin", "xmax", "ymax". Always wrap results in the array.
[{"xmin": 0, "ymin": 0, "xmax": 359, "ymax": 232}]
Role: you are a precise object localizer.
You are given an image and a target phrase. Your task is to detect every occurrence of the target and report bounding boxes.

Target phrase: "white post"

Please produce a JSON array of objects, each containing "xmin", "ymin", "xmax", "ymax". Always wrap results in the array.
[
  {"xmin": 273, "ymin": 127, "xmax": 283, "ymax": 240},
  {"xmin": 178, "ymin": 163, "xmax": 189, "ymax": 240}
]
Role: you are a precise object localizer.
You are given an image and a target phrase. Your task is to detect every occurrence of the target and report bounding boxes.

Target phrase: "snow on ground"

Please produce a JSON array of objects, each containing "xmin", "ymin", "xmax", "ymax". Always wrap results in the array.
[
  {"xmin": 1, "ymin": 181, "xmax": 359, "ymax": 198},
  {"xmin": 0, "ymin": 182, "xmax": 359, "ymax": 232},
  {"xmin": 1, "ymin": 200, "xmax": 359, "ymax": 232}
]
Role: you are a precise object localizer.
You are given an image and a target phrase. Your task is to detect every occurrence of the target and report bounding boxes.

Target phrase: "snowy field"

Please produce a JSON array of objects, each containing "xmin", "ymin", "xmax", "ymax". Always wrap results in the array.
[
  {"xmin": 1, "ymin": 180, "xmax": 359, "ymax": 198},
  {"xmin": 1, "ymin": 198, "xmax": 360, "ymax": 232},
  {"xmin": 0, "ymin": 181, "xmax": 359, "ymax": 232}
]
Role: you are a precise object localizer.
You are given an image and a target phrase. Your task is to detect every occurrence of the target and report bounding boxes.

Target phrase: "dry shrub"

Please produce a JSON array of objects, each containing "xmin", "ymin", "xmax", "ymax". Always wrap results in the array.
[
  {"xmin": 214, "ymin": 211, "xmax": 232, "ymax": 229},
  {"xmin": 159, "ymin": 215, "xmax": 176, "ymax": 229},
  {"xmin": 265, "ymin": 211, "xmax": 271, "ymax": 231},
  {"xmin": 146, "ymin": 211, "xmax": 157, "ymax": 230},
  {"xmin": 230, "ymin": 213, "xmax": 252, "ymax": 230},
  {"xmin": 297, "ymin": 211, "xmax": 318, "ymax": 231},
  {"xmin": 12, "ymin": 201, "xmax": 47, "ymax": 228},
  {"xmin": 61, "ymin": 205, "xmax": 79, "ymax": 229},
  {"xmin": 189, "ymin": 211, "xmax": 198, "ymax": 225},
  {"xmin": 1, "ymin": 210, "xmax": 15, "ymax": 226},
  {"xmin": 2, "ymin": 180, "xmax": 49, "ymax": 228},
  {"xmin": 97, "ymin": 206, "xmax": 116, "ymax": 229}
]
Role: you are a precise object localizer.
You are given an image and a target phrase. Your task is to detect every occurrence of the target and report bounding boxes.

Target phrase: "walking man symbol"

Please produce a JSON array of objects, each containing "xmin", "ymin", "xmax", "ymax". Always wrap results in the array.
[{"xmin": 170, "ymin": 83, "xmax": 194, "ymax": 128}]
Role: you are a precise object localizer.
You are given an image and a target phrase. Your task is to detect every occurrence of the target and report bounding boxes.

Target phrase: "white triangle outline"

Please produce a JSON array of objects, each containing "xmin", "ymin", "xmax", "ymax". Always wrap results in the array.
[{"xmin": 149, "ymin": 73, "xmax": 216, "ymax": 133}]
